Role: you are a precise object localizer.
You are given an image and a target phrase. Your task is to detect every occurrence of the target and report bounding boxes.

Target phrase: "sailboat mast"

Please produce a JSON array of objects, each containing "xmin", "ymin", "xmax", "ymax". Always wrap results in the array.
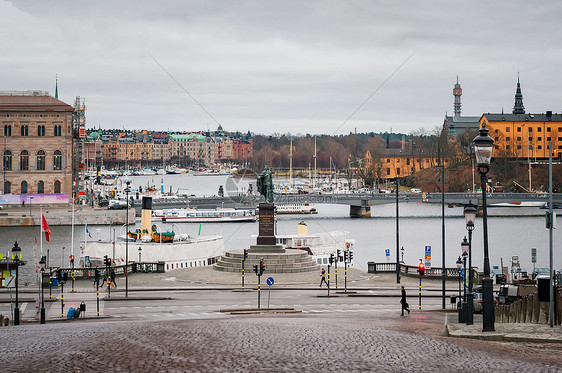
[
  {"xmin": 314, "ymin": 136, "xmax": 317, "ymax": 189},
  {"xmin": 289, "ymin": 136, "xmax": 293, "ymax": 189}
]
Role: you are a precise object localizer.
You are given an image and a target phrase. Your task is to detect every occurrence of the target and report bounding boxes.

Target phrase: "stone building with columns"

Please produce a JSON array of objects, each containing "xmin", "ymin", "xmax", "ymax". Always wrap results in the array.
[{"xmin": 0, "ymin": 91, "xmax": 74, "ymax": 203}]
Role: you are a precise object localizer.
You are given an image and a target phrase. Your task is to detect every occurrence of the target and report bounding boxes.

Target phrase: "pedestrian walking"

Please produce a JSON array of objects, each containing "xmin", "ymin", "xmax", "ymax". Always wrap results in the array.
[
  {"xmin": 110, "ymin": 268, "xmax": 117, "ymax": 288},
  {"xmin": 100, "ymin": 270, "xmax": 107, "ymax": 288},
  {"xmin": 93, "ymin": 266, "xmax": 100, "ymax": 288},
  {"xmin": 319, "ymin": 268, "xmax": 328, "ymax": 287},
  {"xmin": 400, "ymin": 286, "xmax": 410, "ymax": 316}
]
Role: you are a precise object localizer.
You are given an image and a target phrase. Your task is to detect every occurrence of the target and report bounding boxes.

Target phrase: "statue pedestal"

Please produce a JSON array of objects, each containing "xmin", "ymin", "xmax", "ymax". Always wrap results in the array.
[{"xmin": 250, "ymin": 203, "xmax": 285, "ymax": 253}]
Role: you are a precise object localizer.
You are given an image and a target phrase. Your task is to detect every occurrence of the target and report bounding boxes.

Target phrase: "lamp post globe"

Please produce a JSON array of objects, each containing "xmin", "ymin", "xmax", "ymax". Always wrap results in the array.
[
  {"xmin": 456, "ymin": 256, "xmax": 463, "ymax": 310},
  {"xmin": 473, "ymin": 123, "xmax": 495, "ymax": 332},
  {"xmin": 11, "ymin": 241, "xmax": 22, "ymax": 325}
]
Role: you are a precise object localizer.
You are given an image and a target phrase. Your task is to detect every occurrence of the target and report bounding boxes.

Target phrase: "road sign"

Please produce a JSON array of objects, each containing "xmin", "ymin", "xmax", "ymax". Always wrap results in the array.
[
  {"xmin": 531, "ymin": 248, "xmax": 537, "ymax": 264},
  {"xmin": 512, "ymin": 256, "xmax": 519, "ymax": 267},
  {"xmin": 424, "ymin": 246, "xmax": 431, "ymax": 268},
  {"xmin": 266, "ymin": 277, "xmax": 274, "ymax": 286},
  {"xmin": 385, "ymin": 249, "xmax": 390, "ymax": 257}
]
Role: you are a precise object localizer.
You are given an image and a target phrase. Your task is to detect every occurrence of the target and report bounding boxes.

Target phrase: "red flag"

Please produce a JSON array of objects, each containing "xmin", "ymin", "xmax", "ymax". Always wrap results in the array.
[{"xmin": 41, "ymin": 214, "xmax": 51, "ymax": 242}]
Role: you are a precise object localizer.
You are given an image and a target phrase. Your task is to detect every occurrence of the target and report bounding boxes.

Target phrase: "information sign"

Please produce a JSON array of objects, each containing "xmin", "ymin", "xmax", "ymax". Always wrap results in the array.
[
  {"xmin": 424, "ymin": 246, "xmax": 431, "ymax": 268},
  {"xmin": 266, "ymin": 277, "xmax": 274, "ymax": 286}
]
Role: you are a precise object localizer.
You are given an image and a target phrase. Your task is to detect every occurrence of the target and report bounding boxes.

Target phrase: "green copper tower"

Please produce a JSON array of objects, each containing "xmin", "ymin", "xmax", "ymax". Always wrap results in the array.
[{"xmin": 512, "ymin": 74, "xmax": 525, "ymax": 114}]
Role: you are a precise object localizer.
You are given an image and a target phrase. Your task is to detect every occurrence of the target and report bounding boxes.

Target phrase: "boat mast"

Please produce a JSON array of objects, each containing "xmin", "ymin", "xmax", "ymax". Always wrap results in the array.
[
  {"xmin": 289, "ymin": 136, "xmax": 293, "ymax": 189},
  {"xmin": 314, "ymin": 136, "xmax": 317, "ymax": 189}
]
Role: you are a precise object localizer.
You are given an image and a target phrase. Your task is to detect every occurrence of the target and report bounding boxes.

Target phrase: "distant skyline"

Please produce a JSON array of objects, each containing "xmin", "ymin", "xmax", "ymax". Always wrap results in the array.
[{"xmin": 2, "ymin": 1, "xmax": 562, "ymax": 135}]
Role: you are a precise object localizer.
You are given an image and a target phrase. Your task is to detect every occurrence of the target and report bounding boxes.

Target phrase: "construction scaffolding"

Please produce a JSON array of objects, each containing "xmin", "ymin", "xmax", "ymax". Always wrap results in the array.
[{"xmin": 72, "ymin": 96, "xmax": 87, "ymax": 204}]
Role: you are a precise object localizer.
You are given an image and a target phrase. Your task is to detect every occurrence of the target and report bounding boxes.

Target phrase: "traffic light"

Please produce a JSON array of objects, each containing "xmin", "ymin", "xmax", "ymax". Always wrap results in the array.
[
  {"xmin": 336, "ymin": 249, "xmax": 341, "ymax": 262},
  {"xmin": 63, "ymin": 271, "xmax": 68, "ymax": 283},
  {"xmin": 70, "ymin": 255, "xmax": 75, "ymax": 264},
  {"xmin": 107, "ymin": 257, "xmax": 111, "ymax": 267},
  {"xmin": 349, "ymin": 251, "xmax": 353, "ymax": 262},
  {"xmin": 343, "ymin": 250, "xmax": 348, "ymax": 262},
  {"xmin": 243, "ymin": 249, "xmax": 248, "ymax": 261},
  {"xmin": 103, "ymin": 255, "xmax": 108, "ymax": 266},
  {"xmin": 253, "ymin": 264, "xmax": 259, "ymax": 275},
  {"xmin": 259, "ymin": 258, "xmax": 265, "ymax": 275},
  {"xmin": 329, "ymin": 253, "xmax": 334, "ymax": 265},
  {"xmin": 418, "ymin": 261, "xmax": 425, "ymax": 276}
]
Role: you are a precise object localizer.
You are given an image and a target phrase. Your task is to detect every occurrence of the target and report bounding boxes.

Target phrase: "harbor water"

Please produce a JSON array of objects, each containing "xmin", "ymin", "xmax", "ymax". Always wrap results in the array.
[{"xmin": 2, "ymin": 174, "xmax": 561, "ymax": 285}]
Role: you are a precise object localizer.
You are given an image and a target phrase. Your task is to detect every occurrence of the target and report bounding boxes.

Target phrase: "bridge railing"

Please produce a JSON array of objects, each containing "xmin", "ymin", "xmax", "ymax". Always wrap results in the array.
[{"xmin": 367, "ymin": 262, "xmax": 460, "ymax": 278}]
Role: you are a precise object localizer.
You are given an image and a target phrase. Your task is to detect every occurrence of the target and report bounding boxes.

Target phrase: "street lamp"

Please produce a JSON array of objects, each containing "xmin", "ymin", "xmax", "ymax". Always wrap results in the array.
[
  {"xmin": 464, "ymin": 203, "xmax": 477, "ymax": 325},
  {"xmin": 39, "ymin": 255, "xmax": 46, "ymax": 324},
  {"xmin": 473, "ymin": 123, "xmax": 495, "ymax": 332},
  {"xmin": 125, "ymin": 179, "xmax": 131, "ymax": 298},
  {"xmin": 11, "ymin": 241, "xmax": 22, "ymax": 325},
  {"xmin": 456, "ymin": 256, "xmax": 462, "ymax": 311}
]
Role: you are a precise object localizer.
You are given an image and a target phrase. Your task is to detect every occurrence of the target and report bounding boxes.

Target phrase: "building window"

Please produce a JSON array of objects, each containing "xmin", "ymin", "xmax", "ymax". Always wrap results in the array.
[
  {"xmin": 494, "ymin": 137, "xmax": 498, "ymax": 142},
  {"xmin": 20, "ymin": 150, "xmax": 29, "ymax": 170},
  {"xmin": 53, "ymin": 150, "xmax": 62, "ymax": 170},
  {"xmin": 538, "ymin": 137, "xmax": 542, "ymax": 141},
  {"xmin": 386, "ymin": 168, "xmax": 390, "ymax": 175},
  {"xmin": 517, "ymin": 127, "xmax": 521, "ymax": 132},
  {"xmin": 38, "ymin": 180, "xmax": 44, "ymax": 194},
  {"xmin": 386, "ymin": 159, "xmax": 390, "ymax": 163},
  {"xmin": 54, "ymin": 180, "xmax": 61, "ymax": 194},
  {"xmin": 517, "ymin": 145, "xmax": 522, "ymax": 149},
  {"xmin": 3, "ymin": 150, "xmax": 12, "ymax": 171},
  {"xmin": 547, "ymin": 127, "xmax": 551, "ymax": 132},
  {"xmin": 529, "ymin": 127, "xmax": 533, "ymax": 133},
  {"xmin": 494, "ymin": 145, "xmax": 499, "ymax": 149},
  {"xmin": 506, "ymin": 127, "xmax": 510, "ymax": 132},
  {"xmin": 559, "ymin": 127, "xmax": 562, "ymax": 132},
  {"xmin": 3, "ymin": 125, "xmax": 11, "ymax": 136},
  {"xmin": 37, "ymin": 150, "xmax": 46, "ymax": 170},
  {"xmin": 529, "ymin": 137, "xmax": 533, "ymax": 142},
  {"xmin": 20, "ymin": 125, "xmax": 28, "ymax": 136},
  {"xmin": 506, "ymin": 145, "xmax": 511, "ymax": 150},
  {"xmin": 506, "ymin": 137, "xmax": 511, "ymax": 141},
  {"xmin": 538, "ymin": 127, "xmax": 542, "ymax": 132},
  {"xmin": 21, "ymin": 181, "xmax": 28, "ymax": 194},
  {"xmin": 4, "ymin": 180, "xmax": 10, "ymax": 194},
  {"xmin": 547, "ymin": 137, "xmax": 552, "ymax": 141},
  {"xmin": 517, "ymin": 137, "xmax": 522, "ymax": 141},
  {"xmin": 538, "ymin": 145, "xmax": 542, "ymax": 150},
  {"xmin": 54, "ymin": 125, "xmax": 62, "ymax": 136}
]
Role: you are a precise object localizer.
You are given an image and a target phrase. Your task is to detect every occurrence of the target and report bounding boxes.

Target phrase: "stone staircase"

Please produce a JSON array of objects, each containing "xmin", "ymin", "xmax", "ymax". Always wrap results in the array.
[{"xmin": 214, "ymin": 249, "xmax": 319, "ymax": 274}]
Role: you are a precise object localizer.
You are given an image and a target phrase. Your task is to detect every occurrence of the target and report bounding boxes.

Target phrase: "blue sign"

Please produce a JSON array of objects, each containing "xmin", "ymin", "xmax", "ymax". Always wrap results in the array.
[
  {"xmin": 385, "ymin": 249, "xmax": 390, "ymax": 257},
  {"xmin": 460, "ymin": 268, "xmax": 465, "ymax": 277},
  {"xmin": 266, "ymin": 277, "xmax": 274, "ymax": 286},
  {"xmin": 424, "ymin": 245, "xmax": 431, "ymax": 268}
]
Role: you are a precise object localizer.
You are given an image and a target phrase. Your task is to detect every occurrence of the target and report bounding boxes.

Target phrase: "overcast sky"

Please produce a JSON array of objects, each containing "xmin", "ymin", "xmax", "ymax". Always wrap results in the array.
[{"xmin": 2, "ymin": 1, "xmax": 562, "ymax": 136}]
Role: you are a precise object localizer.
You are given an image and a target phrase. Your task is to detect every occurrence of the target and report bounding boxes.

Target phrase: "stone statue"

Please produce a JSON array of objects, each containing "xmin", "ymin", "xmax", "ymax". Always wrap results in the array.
[{"xmin": 257, "ymin": 165, "xmax": 274, "ymax": 203}]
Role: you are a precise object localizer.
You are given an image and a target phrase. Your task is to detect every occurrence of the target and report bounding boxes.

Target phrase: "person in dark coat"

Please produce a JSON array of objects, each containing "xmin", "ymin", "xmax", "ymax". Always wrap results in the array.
[
  {"xmin": 319, "ymin": 268, "xmax": 328, "ymax": 287},
  {"xmin": 400, "ymin": 286, "xmax": 410, "ymax": 315},
  {"xmin": 110, "ymin": 268, "xmax": 117, "ymax": 287}
]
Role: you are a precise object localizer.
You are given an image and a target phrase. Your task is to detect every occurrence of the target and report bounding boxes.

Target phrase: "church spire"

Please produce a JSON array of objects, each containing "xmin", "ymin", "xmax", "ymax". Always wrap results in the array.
[
  {"xmin": 512, "ymin": 73, "xmax": 525, "ymax": 114},
  {"xmin": 55, "ymin": 74, "xmax": 58, "ymax": 99},
  {"xmin": 453, "ymin": 76, "xmax": 462, "ymax": 117}
]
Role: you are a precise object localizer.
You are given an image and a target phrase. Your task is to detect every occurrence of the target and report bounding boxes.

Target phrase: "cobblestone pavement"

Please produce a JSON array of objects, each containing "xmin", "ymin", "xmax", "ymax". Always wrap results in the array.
[{"xmin": 2, "ymin": 311, "xmax": 562, "ymax": 372}]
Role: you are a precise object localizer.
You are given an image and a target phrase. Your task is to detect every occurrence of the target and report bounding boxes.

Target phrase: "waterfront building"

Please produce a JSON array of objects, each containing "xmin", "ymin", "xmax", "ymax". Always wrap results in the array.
[
  {"xmin": 0, "ymin": 90, "xmax": 74, "ymax": 201},
  {"xmin": 479, "ymin": 77, "xmax": 562, "ymax": 160}
]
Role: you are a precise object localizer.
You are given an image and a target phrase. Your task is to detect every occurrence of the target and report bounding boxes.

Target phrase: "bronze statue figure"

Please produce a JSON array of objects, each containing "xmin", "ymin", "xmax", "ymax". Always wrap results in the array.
[{"xmin": 257, "ymin": 165, "xmax": 274, "ymax": 203}]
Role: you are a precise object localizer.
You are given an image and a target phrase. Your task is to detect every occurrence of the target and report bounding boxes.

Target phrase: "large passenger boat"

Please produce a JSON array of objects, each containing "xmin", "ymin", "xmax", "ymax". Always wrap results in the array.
[
  {"xmin": 152, "ymin": 207, "xmax": 257, "ymax": 223},
  {"xmin": 81, "ymin": 197, "xmax": 225, "ymax": 271},
  {"xmin": 275, "ymin": 203, "xmax": 318, "ymax": 215}
]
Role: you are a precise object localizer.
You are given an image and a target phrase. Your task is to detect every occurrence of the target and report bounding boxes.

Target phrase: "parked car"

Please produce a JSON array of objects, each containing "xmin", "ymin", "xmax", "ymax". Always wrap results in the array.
[
  {"xmin": 532, "ymin": 267, "xmax": 550, "ymax": 279},
  {"xmin": 108, "ymin": 200, "xmax": 128, "ymax": 210},
  {"xmin": 472, "ymin": 285, "xmax": 498, "ymax": 312},
  {"xmin": 410, "ymin": 188, "xmax": 422, "ymax": 194},
  {"xmin": 98, "ymin": 199, "xmax": 109, "ymax": 207}
]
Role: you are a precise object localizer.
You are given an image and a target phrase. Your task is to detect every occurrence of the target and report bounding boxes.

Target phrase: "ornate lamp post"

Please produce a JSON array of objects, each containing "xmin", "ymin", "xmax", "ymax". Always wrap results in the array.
[
  {"xmin": 473, "ymin": 124, "xmax": 495, "ymax": 332},
  {"xmin": 11, "ymin": 241, "xmax": 22, "ymax": 325},
  {"xmin": 39, "ymin": 255, "xmax": 46, "ymax": 324},
  {"xmin": 400, "ymin": 246, "xmax": 404, "ymax": 263},
  {"xmin": 125, "ymin": 179, "xmax": 131, "ymax": 298},
  {"xmin": 464, "ymin": 203, "xmax": 477, "ymax": 325}
]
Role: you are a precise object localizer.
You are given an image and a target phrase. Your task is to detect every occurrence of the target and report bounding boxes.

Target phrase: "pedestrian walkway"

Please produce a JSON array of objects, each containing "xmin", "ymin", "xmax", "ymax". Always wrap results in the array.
[{"xmin": 446, "ymin": 313, "xmax": 562, "ymax": 343}]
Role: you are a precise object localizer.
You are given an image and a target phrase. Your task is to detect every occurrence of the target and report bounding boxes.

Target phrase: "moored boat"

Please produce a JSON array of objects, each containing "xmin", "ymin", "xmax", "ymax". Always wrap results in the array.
[
  {"xmin": 81, "ymin": 196, "xmax": 225, "ymax": 271},
  {"xmin": 275, "ymin": 203, "xmax": 317, "ymax": 215},
  {"xmin": 153, "ymin": 207, "xmax": 257, "ymax": 223}
]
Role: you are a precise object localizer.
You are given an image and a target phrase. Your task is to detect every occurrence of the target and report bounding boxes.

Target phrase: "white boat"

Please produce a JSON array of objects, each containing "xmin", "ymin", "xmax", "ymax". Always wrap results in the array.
[
  {"xmin": 154, "ymin": 207, "xmax": 257, "ymax": 223},
  {"xmin": 80, "ymin": 197, "xmax": 225, "ymax": 272},
  {"xmin": 275, "ymin": 203, "xmax": 317, "ymax": 215},
  {"xmin": 274, "ymin": 222, "xmax": 354, "ymax": 266}
]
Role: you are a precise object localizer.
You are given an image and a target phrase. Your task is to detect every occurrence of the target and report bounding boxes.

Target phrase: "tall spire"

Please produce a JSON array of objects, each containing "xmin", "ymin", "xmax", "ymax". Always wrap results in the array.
[
  {"xmin": 453, "ymin": 76, "xmax": 462, "ymax": 117},
  {"xmin": 55, "ymin": 74, "xmax": 58, "ymax": 99},
  {"xmin": 512, "ymin": 73, "xmax": 525, "ymax": 114}
]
